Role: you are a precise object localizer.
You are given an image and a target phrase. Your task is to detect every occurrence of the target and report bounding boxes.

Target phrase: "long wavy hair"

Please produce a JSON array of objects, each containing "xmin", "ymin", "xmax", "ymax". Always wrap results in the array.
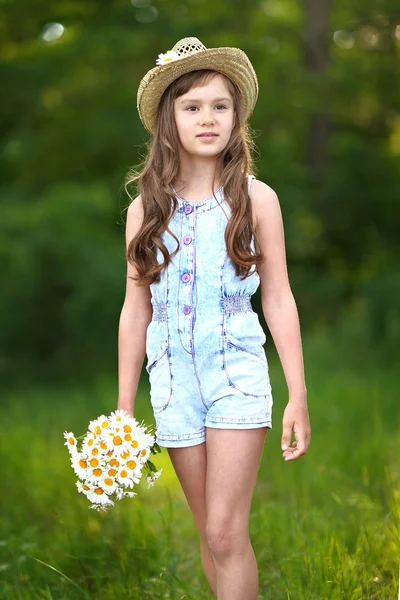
[{"xmin": 124, "ymin": 69, "xmax": 264, "ymax": 286}]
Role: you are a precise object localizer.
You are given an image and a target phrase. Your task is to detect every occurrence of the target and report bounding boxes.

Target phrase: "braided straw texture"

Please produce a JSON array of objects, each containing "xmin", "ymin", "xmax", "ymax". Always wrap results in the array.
[{"xmin": 137, "ymin": 37, "xmax": 259, "ymax": 135}]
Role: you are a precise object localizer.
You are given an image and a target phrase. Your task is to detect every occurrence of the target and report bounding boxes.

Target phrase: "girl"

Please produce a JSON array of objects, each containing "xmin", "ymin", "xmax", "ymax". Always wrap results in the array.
[{"xmin": 118, "ymin": 37, "xmax": 311, "ymax": 600}]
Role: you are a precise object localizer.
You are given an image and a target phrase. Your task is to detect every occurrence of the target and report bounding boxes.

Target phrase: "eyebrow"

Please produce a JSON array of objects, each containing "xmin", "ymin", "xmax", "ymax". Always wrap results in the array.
[{"xmin": 180, "ymin": 97, "xmax": 232, "ymax": 105}]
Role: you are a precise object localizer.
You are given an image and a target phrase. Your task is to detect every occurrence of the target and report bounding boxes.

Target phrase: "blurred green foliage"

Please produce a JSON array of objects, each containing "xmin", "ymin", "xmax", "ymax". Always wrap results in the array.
[{"xmin": 1, "ymin": 0, "xmax": 399, "ymax": 382}]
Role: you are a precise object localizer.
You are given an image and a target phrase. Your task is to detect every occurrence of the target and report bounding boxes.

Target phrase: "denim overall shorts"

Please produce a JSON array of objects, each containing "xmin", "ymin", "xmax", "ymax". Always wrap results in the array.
[{"xmin": 145, "ymin": 174, "xmax": 273, "ymax": 447}]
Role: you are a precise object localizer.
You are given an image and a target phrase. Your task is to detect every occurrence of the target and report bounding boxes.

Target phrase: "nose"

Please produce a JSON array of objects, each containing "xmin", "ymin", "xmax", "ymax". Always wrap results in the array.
[{"xmin": 199, "ymin": 108, "xmax": 215, "ymax": 125}]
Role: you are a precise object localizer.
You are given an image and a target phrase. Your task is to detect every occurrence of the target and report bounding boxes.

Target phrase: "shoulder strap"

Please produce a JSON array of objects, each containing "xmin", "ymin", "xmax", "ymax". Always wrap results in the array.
[{"xmin": 247, "ymin": 174, "xmax": 256, "ymax": 194}]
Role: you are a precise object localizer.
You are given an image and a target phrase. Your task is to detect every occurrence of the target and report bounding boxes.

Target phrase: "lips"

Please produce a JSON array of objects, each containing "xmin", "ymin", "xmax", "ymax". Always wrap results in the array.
[{"xmin": 197, "ymin": 133, "xmax": 218, "ymax": 137}]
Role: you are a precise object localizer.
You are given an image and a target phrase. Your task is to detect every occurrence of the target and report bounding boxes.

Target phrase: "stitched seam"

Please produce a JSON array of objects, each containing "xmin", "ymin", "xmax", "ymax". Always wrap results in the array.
[{"xmin": 192, "ymin": 208, "xmax": 209, "ymax": 410}]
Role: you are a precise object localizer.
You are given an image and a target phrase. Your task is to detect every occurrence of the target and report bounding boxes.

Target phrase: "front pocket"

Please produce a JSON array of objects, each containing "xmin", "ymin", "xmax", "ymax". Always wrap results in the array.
[
  {"xmin": 146, "ymin": 339, "xmax": 169, "ymax": 374},
  {"xmin": 222, "ymin": 330, "xmax": 269, "ymax": 398},
  {"xmin": 146, "ymin": 339, "xmax": 172, "ymax": 414}
]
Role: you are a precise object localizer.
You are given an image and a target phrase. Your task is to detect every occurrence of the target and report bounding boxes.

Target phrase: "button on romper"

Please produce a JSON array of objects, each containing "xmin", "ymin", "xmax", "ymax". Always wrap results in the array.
[{"xmin": 145, "ymin": 174, "xmax": 273, "ymax": 448}]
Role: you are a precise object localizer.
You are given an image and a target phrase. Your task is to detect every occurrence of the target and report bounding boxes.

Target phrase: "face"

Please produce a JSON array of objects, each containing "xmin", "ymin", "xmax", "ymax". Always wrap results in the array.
[{"xmin": 173, "ymin": 74, "xmax": 235, "ymax": 159}]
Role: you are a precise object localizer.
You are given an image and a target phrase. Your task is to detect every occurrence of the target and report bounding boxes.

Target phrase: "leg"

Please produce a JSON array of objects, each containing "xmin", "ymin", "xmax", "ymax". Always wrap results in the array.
[
  {"xmin": 205, "ymin": 427, "xmax": 267, "ymax": 600},
  {"xmin": 167, "ymin": 442, "xmax": 217, "ymax": 596}
]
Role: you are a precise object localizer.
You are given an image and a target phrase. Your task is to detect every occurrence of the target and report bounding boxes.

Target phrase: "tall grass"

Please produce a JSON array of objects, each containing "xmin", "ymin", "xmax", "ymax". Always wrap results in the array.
[{"xmin": 1, "ymin": 332, "xmax": 399, "ymax": 599}]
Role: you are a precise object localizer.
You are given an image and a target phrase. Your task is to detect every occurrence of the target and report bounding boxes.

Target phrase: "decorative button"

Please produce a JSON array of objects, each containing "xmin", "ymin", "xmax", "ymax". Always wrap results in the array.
[
  {"xmin": 183, "ymin": 305, "xmax": 191, "ymax": 315},
  {"xmin": 181, "ymin": 272, "xmax": 191, "ymax": 283},
  {"xmin": 184, "ymin": 204, "xmax": 193, "ymax": 215},
  {"xmin": 183, "ymin": 235, "xmax": 192, "ymax": 245}
]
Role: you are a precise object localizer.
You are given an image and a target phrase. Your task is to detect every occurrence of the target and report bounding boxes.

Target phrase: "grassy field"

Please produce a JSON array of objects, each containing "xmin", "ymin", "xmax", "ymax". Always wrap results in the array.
[{"xmin": 1, "ymin": 331, "xmax": 399, "ymax": 599}]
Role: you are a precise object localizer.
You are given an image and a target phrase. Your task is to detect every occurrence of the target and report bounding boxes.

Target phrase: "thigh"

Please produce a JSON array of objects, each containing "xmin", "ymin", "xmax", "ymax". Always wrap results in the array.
[
  {"xmin": 205, "ymin": 427, "xmax": 267, "ymax": 528},
  {"xmin": 167, "ymin": 443, "xmax": 208, "ymax": 535}
]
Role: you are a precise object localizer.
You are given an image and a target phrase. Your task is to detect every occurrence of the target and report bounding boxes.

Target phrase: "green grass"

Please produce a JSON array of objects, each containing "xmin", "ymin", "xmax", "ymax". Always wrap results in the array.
[{"xmin": 0, "ymin": 333, "xmax": 399, "ymax": 599}]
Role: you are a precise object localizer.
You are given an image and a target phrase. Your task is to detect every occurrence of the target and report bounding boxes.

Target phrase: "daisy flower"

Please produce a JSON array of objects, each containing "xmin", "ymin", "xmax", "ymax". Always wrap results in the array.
[
  {"xmin": 88, "ymin": 415, "xmax": 109, "ymax": 436},
  {"xmin": 146, "ymin": 469, "xmax": 163, "ymax": 489},
  {"xmin": 102, "ymin": 430, "xmax": 130, "ymax": 456},
  {"xmin": 76, "ymin": 481, "xmax": 94, "ymax": 496},
  {"xmin": 116, "ymin": 465, "xmax": 136, "ymax": 488},
  {"xmin": 138, "ymin": 446, "xmax": 150, "ymax": 464},
  {"xmin": 71, "ymin": 453, "xmax": 90, "ymax": 480},
  {"xmin": 124, "ymin": 457, "xmax": 142, "ymax": 473},
  {"xmin": 108, "ymin": 409, "xmax": 130, "ymax": 429},
  {"xmin": 156, "ymin": 50, "xmax": 180, "ymax": 66},
  {"xmin": 63, "ymin": 431, "xmax": 78, "ymax": 456},
  {"xmin": 82, "ymin": 433, "xmax": 97, "ymax": 456},
  {"xmin": 87, "ymin": 486, "xmax": 113, "ymax": 506},
  {"xmin": 116, "ymin": 488, "xmax": 137, "ymax": 501},
  {"xmin": 99, "ymin": 474, "xmax": 118, "ymax": 495}
]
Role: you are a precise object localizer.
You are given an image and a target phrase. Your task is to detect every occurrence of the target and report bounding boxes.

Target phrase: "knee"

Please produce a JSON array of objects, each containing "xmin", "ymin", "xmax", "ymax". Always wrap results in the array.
[{"xmin": 205, "ymin": 518, "xmax": 247, "ymax": 561}]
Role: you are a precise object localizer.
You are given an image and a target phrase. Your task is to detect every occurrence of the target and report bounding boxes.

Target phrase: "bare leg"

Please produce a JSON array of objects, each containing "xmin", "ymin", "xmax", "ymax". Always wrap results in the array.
[
  {"xmin": 168, "ymin": 443, "xmax": 217, "ymax": 596},
  {"xmin": 205, "ymin": 427, "xmax": 267, "ymax": 600}
]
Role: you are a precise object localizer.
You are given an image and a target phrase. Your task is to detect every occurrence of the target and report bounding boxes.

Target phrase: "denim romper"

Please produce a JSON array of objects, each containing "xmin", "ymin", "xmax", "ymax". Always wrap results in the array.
[{"xmin": 145, "ymin": 174, "xmax": 273, "ymax": 448}]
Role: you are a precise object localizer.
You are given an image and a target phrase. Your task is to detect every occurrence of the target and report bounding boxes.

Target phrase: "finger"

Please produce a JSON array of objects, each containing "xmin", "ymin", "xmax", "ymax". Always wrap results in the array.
[
  {"xmin": 284, "ymin": 443, "xmax": 308, "ymax": 460},
  {"xmin": 282, "ymin": 448, "xmax": 297, "ymax": 459},
  {"xmin": 281, "ymin": 421, "xmax": 294, "ymax": 450},
  {"xmin": 282, "ymin": 440, "xmax": 297, "ymax": 454}
]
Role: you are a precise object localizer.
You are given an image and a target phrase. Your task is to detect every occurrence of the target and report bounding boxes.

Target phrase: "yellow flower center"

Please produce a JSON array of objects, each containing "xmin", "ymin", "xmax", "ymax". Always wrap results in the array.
[
  {"xmin": 68, "ymin": 437, "xmax": 75, "ymax": 445},
  {"xmin": 121, "ymin": 450, "xmax": 130, "ymax": 460},
  {"xmin": 91, "ymin": 448, "xmax": 99, "ymax": 456},
  {"xmin": 113, "ymin": 436, "xmax": 122, "ymax": 446},
  {"xmin": 90, "ymin": 458, "xmax": 99, "ymax": 468},
  {"xmin": 88, "ymin": 438, "xmax": 94, "ymax": 446},
  {"xmin": 83, "ymin": 484, "xmax": 90, "ymax": 491},
  {"xmin": 124, "ymin": 433, "xmax": 132, "ymax": 442},
  {"xmin": 104, "ymin": 478, "xmax": 114, "ymax": 487},
  {"xmin": 126, "ymin": 460, "xmax": 137, "ymax": 470},
  {"xmin": 110, "ymin": 459, "xmax": 119, "ymax": 468},
  {"xmin": 93, "ymin": 468, "xmax": 102, "ymax": 477},
  {"xmin": 120, "ymin": 469, "xmax": 128, "ymax": 478},
  {"xmin": 101, "ymin": 420, "xmax": 109, "ymax": 429},
  {"xmin": 140, "ymin": 449, "xmax": 146, "ymax": 457},
  {"xmin": 131, "ymin": 440, "xmax": 139, "ymax": 449},
  {"xmin": 100, "ymin": 441, "xmax": 107, "ymax": 450},
  {"xmin": 94, "ymin": 425, "xmax": 102, "ymax": 435},
  {"xmin": 107, "ymin": 450, "xmax": 113, "ymax": 456},
  {"xmin": 123, "ymin": 424, "xmax": 132, "ymax": 433},
  {"xmin": 79, "ymin": 459, "xmax": 87, "ymax": 469},
  {"xmin": 95, "ymin": 488, "xmax": 104, "ymax": 495},
  {"xmin": 108, "ymin": 468, "xmax": 117, "ymax": 476}
]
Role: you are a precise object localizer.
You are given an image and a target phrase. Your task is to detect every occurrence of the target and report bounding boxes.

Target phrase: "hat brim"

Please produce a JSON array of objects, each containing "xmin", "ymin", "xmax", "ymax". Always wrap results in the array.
[{"xmin": 137, "ymin": 47, "xmax": 258, "ymax": 135}]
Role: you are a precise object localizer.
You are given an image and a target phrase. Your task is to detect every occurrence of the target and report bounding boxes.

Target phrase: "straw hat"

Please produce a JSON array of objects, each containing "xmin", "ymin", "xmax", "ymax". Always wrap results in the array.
[{"xmin": 137, "ymin": 36, "xmax": 259, "ymax": 135}]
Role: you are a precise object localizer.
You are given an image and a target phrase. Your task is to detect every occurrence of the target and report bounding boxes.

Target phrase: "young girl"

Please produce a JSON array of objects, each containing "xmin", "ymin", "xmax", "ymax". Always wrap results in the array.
[{"xmin": 118, "ymin": 36, "xmax": 311, "ymax": 600}]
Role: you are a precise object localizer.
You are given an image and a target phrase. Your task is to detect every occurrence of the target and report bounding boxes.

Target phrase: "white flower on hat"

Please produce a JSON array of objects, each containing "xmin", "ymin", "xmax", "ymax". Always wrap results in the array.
[{"xmin": 156, "ymin": 50, "xmax": 180, "ymax": 66}]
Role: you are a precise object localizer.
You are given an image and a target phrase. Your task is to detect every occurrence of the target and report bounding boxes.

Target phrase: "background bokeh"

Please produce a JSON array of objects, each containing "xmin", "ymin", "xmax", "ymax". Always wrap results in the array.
[{"xmin": 1, "ymin": 1, "xmax": 399, "ymax": 598}]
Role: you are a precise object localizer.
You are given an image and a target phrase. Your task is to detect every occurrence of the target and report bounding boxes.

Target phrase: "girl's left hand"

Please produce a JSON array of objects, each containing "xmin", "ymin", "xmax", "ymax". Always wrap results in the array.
[{"xmin": 281, "ymin": 399, "xmax": 311, "ymax": 461}]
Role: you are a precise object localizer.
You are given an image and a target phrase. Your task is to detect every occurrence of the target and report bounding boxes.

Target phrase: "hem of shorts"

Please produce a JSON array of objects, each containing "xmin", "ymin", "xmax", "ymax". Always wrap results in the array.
[
  {"xmin": 205, "ymin": 417, "xmax": 272, "ymax": 429},
  {"xmin": 155, "ymin": 430, "xmax": 206, "ymax": 448}
]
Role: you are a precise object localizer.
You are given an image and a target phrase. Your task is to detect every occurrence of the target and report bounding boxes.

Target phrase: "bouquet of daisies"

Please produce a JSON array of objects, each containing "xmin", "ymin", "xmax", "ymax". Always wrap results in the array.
[{"xmin": 63, "ymin": 409, "xmax": 162, "ymax": 512}]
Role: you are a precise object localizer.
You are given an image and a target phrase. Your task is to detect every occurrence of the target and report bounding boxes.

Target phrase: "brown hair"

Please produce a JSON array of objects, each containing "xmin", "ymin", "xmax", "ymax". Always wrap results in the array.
[{"xmin": 124, "ymin": 69, "xmax": 264, "ymax": 286}]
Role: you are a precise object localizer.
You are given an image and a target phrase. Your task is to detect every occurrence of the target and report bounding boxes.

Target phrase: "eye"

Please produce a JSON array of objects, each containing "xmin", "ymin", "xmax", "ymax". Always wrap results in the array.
[{"xmin": 186, "ymin": 105, "xmax": 228, "ymax": 112}]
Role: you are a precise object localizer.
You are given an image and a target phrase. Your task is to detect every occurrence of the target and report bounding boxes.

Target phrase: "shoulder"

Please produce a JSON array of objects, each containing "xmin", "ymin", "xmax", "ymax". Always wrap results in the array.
[
  {"xmin": 125, "ymin": 194, "xmax": 144, "ymax": 241},
  {"xmin": 248, "ymin": 178, "xmax": 281, "ymax": 231},
  {"xmin": 127, "ymin": 194, "xmax": 144, "ymax": 217}
]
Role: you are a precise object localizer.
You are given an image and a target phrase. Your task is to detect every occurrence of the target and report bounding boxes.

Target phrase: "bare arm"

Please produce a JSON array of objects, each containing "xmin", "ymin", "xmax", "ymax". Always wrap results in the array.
[
  {"xmin": 251, "ymin": 179, "xmax": 311, "ymax": 460},
  {"xmin": 251, "ymin": 180, "xmax": 307, "ymax": 399},
  {"xmin": 117, "ymin": 195, "xmax": 153, "ymax": 416}
]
